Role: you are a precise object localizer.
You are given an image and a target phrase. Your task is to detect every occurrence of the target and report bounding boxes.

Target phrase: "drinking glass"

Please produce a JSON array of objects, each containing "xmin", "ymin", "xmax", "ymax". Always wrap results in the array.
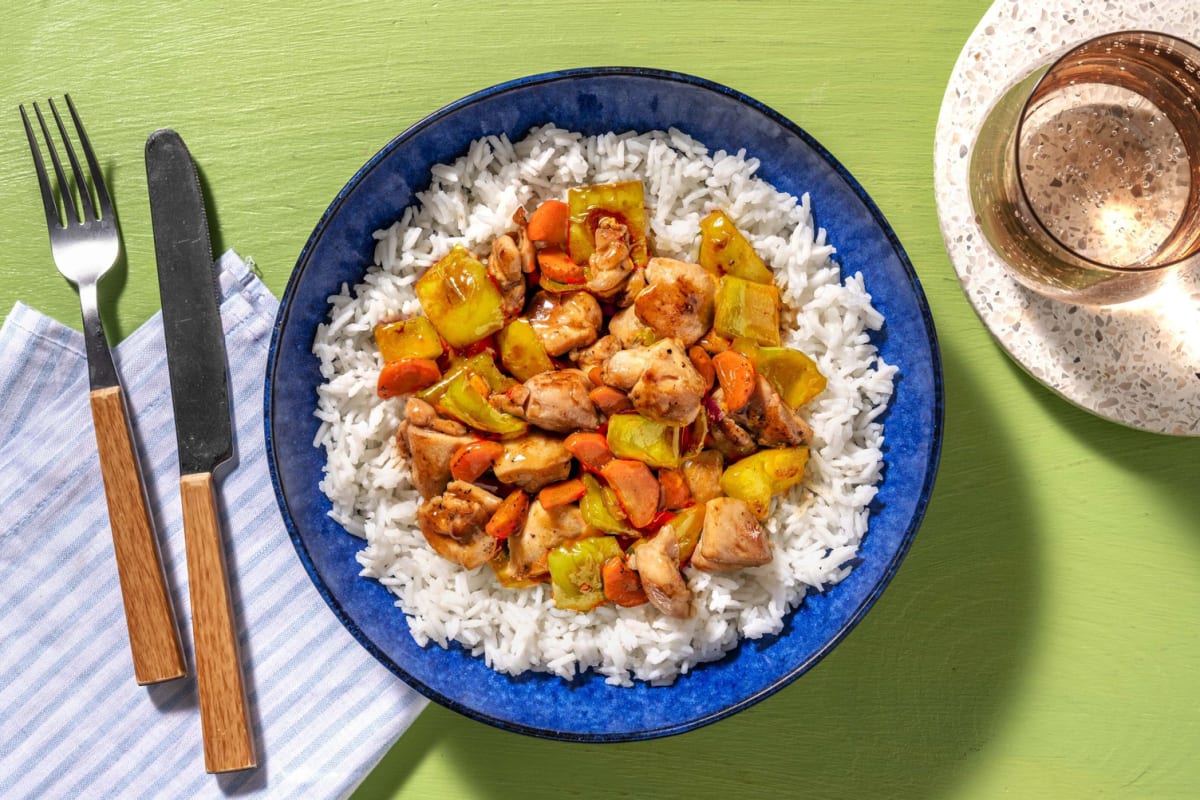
[{"xmin": 970, "ymin": 31, "xmax": 1200, "ymax": 305}]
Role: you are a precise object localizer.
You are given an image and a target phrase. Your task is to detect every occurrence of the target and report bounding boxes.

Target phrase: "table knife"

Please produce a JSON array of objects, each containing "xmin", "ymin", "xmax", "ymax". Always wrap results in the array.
[{"xmin": 146, "ymin": 128, "xmax": 257, "ymax": 773}]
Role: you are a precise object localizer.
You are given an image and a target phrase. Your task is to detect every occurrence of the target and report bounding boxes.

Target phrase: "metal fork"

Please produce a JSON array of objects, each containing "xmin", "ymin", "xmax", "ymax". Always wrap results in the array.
[{"xmin": 20, "ymin": 96, "xmax": 186, "ymax": 685}]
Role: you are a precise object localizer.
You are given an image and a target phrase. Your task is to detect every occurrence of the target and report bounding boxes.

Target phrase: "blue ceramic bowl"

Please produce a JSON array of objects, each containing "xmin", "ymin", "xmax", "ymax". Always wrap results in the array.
[{"xmin": 265, "ymin": 67, "xmax": 943, "ymax": 741}]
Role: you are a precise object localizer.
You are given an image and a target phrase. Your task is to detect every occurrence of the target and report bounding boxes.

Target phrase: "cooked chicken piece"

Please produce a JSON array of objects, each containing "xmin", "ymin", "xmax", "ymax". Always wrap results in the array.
[
  {"xmin": 710, "ymin": 415, "xmax": 757, "ymax": 459},
  {"xmin": 507, "ymin": 499, "xmax": 586, "ymax": 579},
  {"xmin": 400, "ymin": 423, "xmax": 476, "ymax": 499},
  {"xmin": 492, "ymin": 433, "xmax": 573, "ymax": 492},
  {"xmin": 633, "ymin": 258, "xmax": 716, "ymax": 347},
  {"xmin": 520, "ymin": 369, "xmax": 602, "ymax": 432},
  {"xmin": 730, "ymin": 375, "xmax": 814, "ymax": 447},
  {"xmin": 681, "ymin": 450, "xmax": 725, "ymax": 505},
  {"xmin": 608, "ymin": 305, "xmax": 655, "ymax": 348},
  {"xmin": 691, "ymin": 497, "xmax": 772, "ymax": 572},
  {"xmin": 512, "ymin": 207, "xmax": 537, "ymax": 272},
  {"xmin": 632, "ymin": 529, "xmax": 691, "ymax": 618},
  {"xmin": 432, "ymin": 417, "xmax": 470, "ymax": 437},
  {"xmin": 417, "ymin": 481, "xmax": 503, "ymax": 569},
  {"xmin": 570, "ymin": 334, "xmax": 621, "ymax": 372},
  {"xmin": 705, "ymin": 389, "xmax": 758, "ymax": 460},
  {"xmin": 489, "ymin": 383, "xmax": 529, "ymax": 417},
  {"xmin": 585, "ymin": 216, "xmax": 635, "ymax": 300},
  {"xmin": 404, "ymin": 396, "xmax": 468, "ymax": 436},
  {"xmin": 488, "ymin": 234, "xmax": 527, "ymax": 317},
  {"xmin": 403, "ymin": 396, "xmax": 438, "ymax": 428},
  {"xmin": 601, "ymin": 338, "xmax": 706, "ymax": 426},
  {"xmin": 527, "ymin": 290, "xmax": 602, "ymax": 356},
  {"xmin": 614, "ymin": 267, "xmax": 645, "ymax": 309},
  {"xmin": 395, "ymin": 420, "xmax": 412, "ymax": 459}
]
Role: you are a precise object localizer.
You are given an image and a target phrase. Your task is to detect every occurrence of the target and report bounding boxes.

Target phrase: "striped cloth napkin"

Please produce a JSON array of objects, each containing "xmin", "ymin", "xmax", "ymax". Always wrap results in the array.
[{"xmin": 0, "ymin": 251, "xmax": 425, "ymax": 799}]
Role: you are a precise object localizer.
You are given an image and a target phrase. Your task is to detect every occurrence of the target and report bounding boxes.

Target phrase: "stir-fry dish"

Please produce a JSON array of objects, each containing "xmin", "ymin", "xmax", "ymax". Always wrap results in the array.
[{"xmin": 375, "ymin": 180, "xmax": 826, "ymax": 618}]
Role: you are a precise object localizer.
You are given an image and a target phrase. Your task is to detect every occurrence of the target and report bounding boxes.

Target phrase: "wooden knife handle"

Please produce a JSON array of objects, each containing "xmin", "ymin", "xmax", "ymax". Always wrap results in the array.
[
  {"xmin": 180, "ymin": 471, "xmax": 257, "ymax": 773},
  {"xmin": 89, "ymin": 386, "xmax": 186, "ymax": 685}
]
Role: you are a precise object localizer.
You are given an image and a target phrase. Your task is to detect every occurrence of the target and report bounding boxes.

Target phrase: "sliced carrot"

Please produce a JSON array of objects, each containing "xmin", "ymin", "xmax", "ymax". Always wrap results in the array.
[
  {"xmin": 599, "ymin": 459, "xmax": 660, "ymax": 529},
  {"xmin": 537, "ymin": 478, "xmax": 587, "ymax": 510},
  {"xmin": 658, "ymin": 468, "xmax": 693, "ymax": 510},
  {"xmin": 688, "ymin": 345, "xmax": 716, "ymax": 391},
  {"xmin": 449, "ymin": 440, "xmax": 504, "ymax": 483},
  {"xmin": 536, "ymin": 247, "xmax": 586, "ymax": 284},
  {"xmin": 588, "ymin": 385, "xmax": 632, "ymax": 415},
  {"xmin": 526, "ymin": 199, "xmax": 570, "ymax": 246},
  {"xmin": 698, "ymin": 329, "xmax": 731, "ymax": 354},
  {"xmin": 564, "ymin": 432, "xmax": 614, "ymax": 470},
  {"xmin": 601, "ymin": 556, "xmax": 648, "ymax": 607},
  {"xmin": 587, "ymin": 365, "xmax": 604, "ymax": 387},
  {"xmin": 712, "ymin": 349, "xmax": 756, "ymax": 412},
  {"xmin": 377, "ymin": 357, "xmax": 441, "ymax": 399},
  {"xmin": 485, "ymin": 489, "xmax": 530, "ymax": 540}
]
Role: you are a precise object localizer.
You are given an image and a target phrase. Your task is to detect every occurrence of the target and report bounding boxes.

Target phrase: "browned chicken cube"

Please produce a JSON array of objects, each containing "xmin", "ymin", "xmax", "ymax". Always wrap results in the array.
[
  {"xmin": 613, "ymin": 268, "xmax": 646, "ymax": 308},
  {"xmin": 706, "ymin": 388, "xmax": 758, "ymax": 460},
  {"xmin": 570, "ymin": 334, "xmax": 621, "ymax": 372},
  {"xmin": 520, "ymin": 369, "xmax": 602, "ymax": 433},
  {"xmin": 633, "ymin": 257, "xmax": 716, "ymax": 347},
  {"xmin": 585, "ymin": 216, "xmax": 636, "ymax": 300},
  {"xmin": 402, "ymin": 396, "xmax": 468, "ymax": 437},
  {"xmin": 417, "ymin": 481, "xmax": 503, "ymax": 569},
  {"xmin": 730, "ymin": 375, "xmax": 814, "ymax": 447},
  {"xmin": 400, "ymin": 423, "xmax": 476, "ymax": 499},
  {"xmin": 492, "ymin": 433, "xmax": 573, "ymax": 492},
  {"xmin": 507, "ymin": 499, "xmax": 587, "ymax": 579},
  {"xmin": 487, "ymin": 233, "xmax": 529, "ymax": 317},
  {"xmin": 632, "ymin": 529, "xmax": 691, "ymax": 618},
  {"xmin": 607, "ymin": 305, "xmax": 655, "ymax": 348},
  {"xmin": 691, "ymin": 497, "xmax": 773, "ymax": 572},
  {"xmin": 602, "ymin": 338, "xmax": 706, "ymax": 426},
  {"xmin": 528, "ymin": 290, "xmax": 602, "ymax": 357},
  {"xmin": 681, "ymin": 450, "xmax": 725, "ymax": 505}
]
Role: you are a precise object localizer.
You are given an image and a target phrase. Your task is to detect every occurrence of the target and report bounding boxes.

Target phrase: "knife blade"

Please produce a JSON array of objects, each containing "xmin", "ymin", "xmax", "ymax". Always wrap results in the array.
[{"xmin": 146, "ymin": 128, "xmax": 256, "ymax": 774}]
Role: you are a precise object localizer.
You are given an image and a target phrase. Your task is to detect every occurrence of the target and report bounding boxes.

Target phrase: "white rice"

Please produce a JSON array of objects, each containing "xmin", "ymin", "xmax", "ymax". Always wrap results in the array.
[{"xmin": 311, "ymin": 125, "xmax": 896, "ymax": 686}]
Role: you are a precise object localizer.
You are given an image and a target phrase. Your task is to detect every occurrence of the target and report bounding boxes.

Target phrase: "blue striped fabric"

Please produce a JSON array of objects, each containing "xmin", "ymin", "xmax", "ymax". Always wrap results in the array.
[{"xmin": 0, "ymin": 252, "xmax": 426, "ymax": 799}]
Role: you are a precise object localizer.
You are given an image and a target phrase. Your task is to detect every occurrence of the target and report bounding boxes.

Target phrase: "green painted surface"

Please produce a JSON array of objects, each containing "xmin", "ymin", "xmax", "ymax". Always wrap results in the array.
[{"xmin": 3, "ymin": 1, "xmax": 1199, "ymax": 798}]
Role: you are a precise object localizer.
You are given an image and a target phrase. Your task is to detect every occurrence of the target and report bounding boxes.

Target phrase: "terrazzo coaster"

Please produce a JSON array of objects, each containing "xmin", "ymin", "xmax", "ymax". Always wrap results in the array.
[{"xmin": 934, "ymin": 0, "xmax": 1200, "ymax": 436}]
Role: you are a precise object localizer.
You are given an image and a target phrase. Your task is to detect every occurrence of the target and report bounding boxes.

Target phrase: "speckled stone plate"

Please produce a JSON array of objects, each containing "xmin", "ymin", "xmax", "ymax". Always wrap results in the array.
[
  {"xmin": 935, "ymin": 0, "xmax": 1200, "ymax": 436},
  {"xmin": 266, "ymin": 68, "xmax": 943, "ymax": 741}
]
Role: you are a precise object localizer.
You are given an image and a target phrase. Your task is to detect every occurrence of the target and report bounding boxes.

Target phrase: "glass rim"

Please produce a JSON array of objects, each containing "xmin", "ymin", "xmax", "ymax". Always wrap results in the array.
[{"xmin": 1013, "ymin": 29, "xmax": 1200, "ymax": 275}]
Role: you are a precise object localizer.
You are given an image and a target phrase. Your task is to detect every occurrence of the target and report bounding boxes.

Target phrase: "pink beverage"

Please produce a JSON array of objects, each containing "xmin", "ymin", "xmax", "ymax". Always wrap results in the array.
[
  {"xmin": 970, "ymin": 31, "xmax": 1200, "ymax": 305},
  {"xmin": 1018, "ymin": 83, "xmax": 1192, "ymax": 267}
]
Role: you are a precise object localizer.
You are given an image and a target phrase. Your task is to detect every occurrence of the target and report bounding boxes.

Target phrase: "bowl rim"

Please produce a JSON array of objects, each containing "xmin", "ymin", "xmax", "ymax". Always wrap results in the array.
[{"xmin": 264, "ymin": 65, "xmax": 945, "ymax": 741}]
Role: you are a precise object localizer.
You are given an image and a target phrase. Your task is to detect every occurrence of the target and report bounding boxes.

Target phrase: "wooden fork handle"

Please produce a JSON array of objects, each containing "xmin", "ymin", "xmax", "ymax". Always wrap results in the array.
[
  {"xmin": 180, "ymin": 471, "xmax": 257, "ymax": 773},
  {"xmin": 89, "ymin": 385, "xmax": 186, "ymax": 685}
]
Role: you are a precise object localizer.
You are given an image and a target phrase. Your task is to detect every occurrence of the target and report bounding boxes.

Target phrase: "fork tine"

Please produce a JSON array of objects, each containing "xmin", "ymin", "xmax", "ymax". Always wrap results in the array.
[
  {"xmin": 49, "ymin": 96, "xmax": 98, "ymax": 222},
  {"xmin": 19, "ymin": 104, "xmax": 63, "ymax": 231},
  {"xmin": 63, "ymin": 95, "xmax": 113, "ymax": 221},
  {"xmin": 32, "ymin": 101, "xmax": 78, "ymax": 226}
]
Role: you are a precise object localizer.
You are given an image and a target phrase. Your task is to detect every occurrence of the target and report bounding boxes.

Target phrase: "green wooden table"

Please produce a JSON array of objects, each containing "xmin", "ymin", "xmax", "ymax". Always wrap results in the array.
[{"xmin": 4, "ymin": 2, "xmax": 1199, "ymax": 797}]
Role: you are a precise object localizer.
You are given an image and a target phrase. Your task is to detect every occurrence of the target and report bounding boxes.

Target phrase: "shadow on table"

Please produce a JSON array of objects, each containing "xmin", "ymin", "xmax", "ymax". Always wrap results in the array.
[
  {"xmin": 1011, "ymin": 358, "xmax": 1200, "ymax": 524},
  {"xmin": 356, "ymin": 340, "xmax": 1040, "ymax": 800}
]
